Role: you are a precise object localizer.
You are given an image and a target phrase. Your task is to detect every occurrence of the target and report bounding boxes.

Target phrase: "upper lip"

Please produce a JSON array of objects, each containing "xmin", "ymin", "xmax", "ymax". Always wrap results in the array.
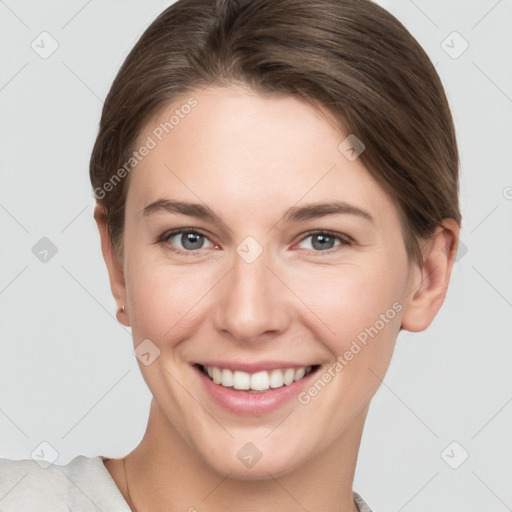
[{"xmin": 193, "ymin": 360, "xmax": 318, "ymax": 373}]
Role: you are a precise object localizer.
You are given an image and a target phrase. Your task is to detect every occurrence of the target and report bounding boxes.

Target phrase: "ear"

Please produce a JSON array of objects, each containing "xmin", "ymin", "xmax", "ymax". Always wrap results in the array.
[
  {"xmin": 94, "ymin": 205, "xmax": 130, "ymax": 327},
  {"xmin": 401, "ymin": 218, "xmax": 460, "ymax": 332}
]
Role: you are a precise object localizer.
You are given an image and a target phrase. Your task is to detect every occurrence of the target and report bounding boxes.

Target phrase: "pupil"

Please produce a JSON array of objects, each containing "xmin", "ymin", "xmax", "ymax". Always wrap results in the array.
[
  {"xmin": 182, "ymin": 232, "xmax": 203, "ymax": 250},
  {"xmin": 312, "ymin": 234, "xmax": 334, "ymax": 251}
]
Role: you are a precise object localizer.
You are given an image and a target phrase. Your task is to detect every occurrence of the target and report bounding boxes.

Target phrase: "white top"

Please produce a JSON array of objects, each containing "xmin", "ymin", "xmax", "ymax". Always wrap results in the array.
[{"xmin": 0, "ymin": 455, "xmax": 374, "ymax": 511}]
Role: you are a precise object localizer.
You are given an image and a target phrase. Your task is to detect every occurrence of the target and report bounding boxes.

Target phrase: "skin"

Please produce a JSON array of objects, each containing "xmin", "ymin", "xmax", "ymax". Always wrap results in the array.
[{"xmin": 96, "ymin": 85, "xmax": 459, "ymax": 512}]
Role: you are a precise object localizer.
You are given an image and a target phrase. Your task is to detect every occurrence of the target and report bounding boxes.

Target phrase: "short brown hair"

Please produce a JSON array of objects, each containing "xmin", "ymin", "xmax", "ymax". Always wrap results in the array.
[{"xmin": 90, "ymin": 0, "xmax": 461, "ymax": 267}]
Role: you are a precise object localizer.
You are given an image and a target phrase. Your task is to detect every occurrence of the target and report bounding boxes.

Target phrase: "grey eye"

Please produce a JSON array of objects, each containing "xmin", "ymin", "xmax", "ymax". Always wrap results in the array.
[
  {"xmin": 166, "ymin": 230, "xmax": 214, "ymax": 251},
  {"xmin": 299, "ymin": 233, "xmax": 342, "ymax": 251}
]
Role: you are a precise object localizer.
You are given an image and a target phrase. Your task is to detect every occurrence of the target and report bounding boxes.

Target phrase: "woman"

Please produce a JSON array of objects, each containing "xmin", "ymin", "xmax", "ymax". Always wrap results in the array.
[{"xmin": 0, "ymin": 0, "xmax": 460, "ymax": 510}]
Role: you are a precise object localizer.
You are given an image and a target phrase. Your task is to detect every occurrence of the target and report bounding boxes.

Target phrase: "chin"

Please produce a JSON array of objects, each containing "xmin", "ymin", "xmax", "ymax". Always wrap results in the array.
[{"xmin": 199, "ymin": 441, "xmax": 309, "ymax": 481}]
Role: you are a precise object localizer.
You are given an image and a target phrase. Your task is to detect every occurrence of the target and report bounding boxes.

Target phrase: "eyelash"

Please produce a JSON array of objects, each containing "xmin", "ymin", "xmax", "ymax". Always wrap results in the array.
[{"xmin": 158, "ymin": 228, "xmax": 353, "ymax": 257}]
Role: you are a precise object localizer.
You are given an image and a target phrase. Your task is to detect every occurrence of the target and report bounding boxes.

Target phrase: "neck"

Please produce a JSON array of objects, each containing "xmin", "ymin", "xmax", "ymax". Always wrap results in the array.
[{"xmin": 123, "ymin": 399, "xmax": 366, "ymax": 512}]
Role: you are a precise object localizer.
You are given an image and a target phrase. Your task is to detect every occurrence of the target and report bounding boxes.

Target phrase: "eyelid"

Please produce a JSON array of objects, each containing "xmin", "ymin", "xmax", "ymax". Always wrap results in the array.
[{"xmin": 297, "ymin": 229, "xmax": 354, "ymax": 245}]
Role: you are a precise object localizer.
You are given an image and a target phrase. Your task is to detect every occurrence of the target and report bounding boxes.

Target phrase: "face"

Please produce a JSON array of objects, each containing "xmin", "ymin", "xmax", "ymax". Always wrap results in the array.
[{"xmin": 117, "ymin": 85, "xmax": 417, "ymax": 478}]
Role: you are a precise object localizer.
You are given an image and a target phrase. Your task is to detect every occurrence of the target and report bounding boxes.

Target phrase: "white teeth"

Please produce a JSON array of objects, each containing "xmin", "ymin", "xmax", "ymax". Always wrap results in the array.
[
  {"xmin": 203, "ymin": 365, "xmax": 313, "ymax": 391},
  {"xmin": 233, "ymin": 370, "xmax": 250, "ymax": 390},
  {"xmin": 212, "ymin": 366, "xmax": 222, "ymax": 384},
  {"xmin": 283, "ymin": 368, "xmax": 295, "ymax": 386},
  {"xmin": 294, "ymin": 367, "xmax": 306, "ymax": 381},
  {"xmin": 221, "ymin": 368, "xmax": 233, "ymax": 387},
  {"xmin": 250, "ymin": 371, "xmax": 270, "ymax": 391},
  {"xmin": 269, "ymin": 369, "xmax": 284, "ymax": 388}
]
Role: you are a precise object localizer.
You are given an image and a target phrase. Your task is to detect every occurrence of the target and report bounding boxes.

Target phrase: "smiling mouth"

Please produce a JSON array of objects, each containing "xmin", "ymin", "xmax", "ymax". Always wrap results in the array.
[{"xmin": 196, "ymin": 364, "xmax": 321, "ymax": 393}]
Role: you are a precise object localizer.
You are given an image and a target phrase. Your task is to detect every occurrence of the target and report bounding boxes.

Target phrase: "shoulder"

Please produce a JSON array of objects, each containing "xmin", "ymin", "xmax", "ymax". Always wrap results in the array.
[
  {"xmin": 0, "ymin": 454, "xmax": 130, "ymax": 512},
  {"xmin": 353, "ymin": 490, "xmax": 375, "ymax": 512}
]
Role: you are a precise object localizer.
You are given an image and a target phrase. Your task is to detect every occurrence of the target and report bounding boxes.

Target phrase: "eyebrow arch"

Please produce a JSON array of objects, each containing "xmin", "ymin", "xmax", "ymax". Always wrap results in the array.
[
  {"xmin": 140, "ymin": 199, "xmax": 374, "ymax": 224},
  {"xmin": 282, "ymin": 201, "xmax": 374, "ymax": 224},
  {"xmin": 140, "ymin": 199, "xmax": 223, "ymax": 223}
]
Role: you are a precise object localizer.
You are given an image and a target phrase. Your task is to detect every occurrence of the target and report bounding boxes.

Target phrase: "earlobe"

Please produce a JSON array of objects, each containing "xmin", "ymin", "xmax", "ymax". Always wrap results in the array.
[
  {"xmin": 94, "ymin": 205, "xmax": 130, "ymax": 327},
  {"xmin": 400, "ymin": 219, "xmax": 459, "ymax": 332}
]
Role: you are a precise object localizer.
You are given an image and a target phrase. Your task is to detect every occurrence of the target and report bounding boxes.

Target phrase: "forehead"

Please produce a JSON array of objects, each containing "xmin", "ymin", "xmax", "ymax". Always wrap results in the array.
[{"xmin": 126, "ymin": 86, "xmax": 394, "ymax": 226}]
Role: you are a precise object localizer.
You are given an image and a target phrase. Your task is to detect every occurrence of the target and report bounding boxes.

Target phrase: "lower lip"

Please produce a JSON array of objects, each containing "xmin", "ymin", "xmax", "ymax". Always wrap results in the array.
[{"xmin": 194, "ymin": 365, "xmax": 319, "ymax": 416}]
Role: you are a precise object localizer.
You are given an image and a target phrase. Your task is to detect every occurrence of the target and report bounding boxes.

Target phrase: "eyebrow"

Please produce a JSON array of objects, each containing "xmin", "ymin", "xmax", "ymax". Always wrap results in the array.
[
  {"xmin": 140, "ymin": 199, "xmax": 374, "ymax": 224},
  {"xmin": 282, "ymin": 201, "xmax": 374, "ymax": 224},
  {"xmin": 140, "ymin": 199, "xmax": 223, "ymax": 223}
]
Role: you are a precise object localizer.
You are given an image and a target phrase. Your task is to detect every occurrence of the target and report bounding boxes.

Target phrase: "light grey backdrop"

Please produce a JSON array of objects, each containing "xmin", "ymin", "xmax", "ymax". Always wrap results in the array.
[{"xmin": 0, "ymin": 1, "xmax": 511, "ymax": 511}]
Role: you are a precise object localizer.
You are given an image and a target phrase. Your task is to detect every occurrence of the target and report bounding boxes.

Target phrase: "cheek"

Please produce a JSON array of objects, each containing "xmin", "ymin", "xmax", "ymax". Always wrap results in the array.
[
  {"xmin": 289, "ymin": 259, "xmax": 406, "ymax": 422},
  {"xmin": 289, "ymin": 256, "xmax": 407, "ymax": 358},
  {"xmin": 124, "ymin": 251, "xmax": 218, "ymax": 345}
]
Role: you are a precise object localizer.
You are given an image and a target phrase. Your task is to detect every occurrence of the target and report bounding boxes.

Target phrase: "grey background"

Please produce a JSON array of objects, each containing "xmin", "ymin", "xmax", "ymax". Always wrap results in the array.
[{"xmin": 0, "ymin": 1, "xmax": 511, "ymax": 510}]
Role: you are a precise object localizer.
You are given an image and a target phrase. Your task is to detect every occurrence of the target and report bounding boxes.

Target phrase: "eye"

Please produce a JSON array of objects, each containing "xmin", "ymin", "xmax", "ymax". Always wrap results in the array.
[
  {"xmin": 160, "ymin": 229, "xmax": 217, "ymax": 255},
  {"xmin": 158, "ymin": 228, "xmax": 352, "ymax": 256},
  {"xmin": 296, "ymin": 230, "xmax": 352, "ymax": 253}
]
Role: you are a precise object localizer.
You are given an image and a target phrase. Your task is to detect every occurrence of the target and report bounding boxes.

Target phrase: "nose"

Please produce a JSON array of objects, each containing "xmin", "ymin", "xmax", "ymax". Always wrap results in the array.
[{"xmin": 213, "ymin": 247, "xmax": 293, "ymax": 343}]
